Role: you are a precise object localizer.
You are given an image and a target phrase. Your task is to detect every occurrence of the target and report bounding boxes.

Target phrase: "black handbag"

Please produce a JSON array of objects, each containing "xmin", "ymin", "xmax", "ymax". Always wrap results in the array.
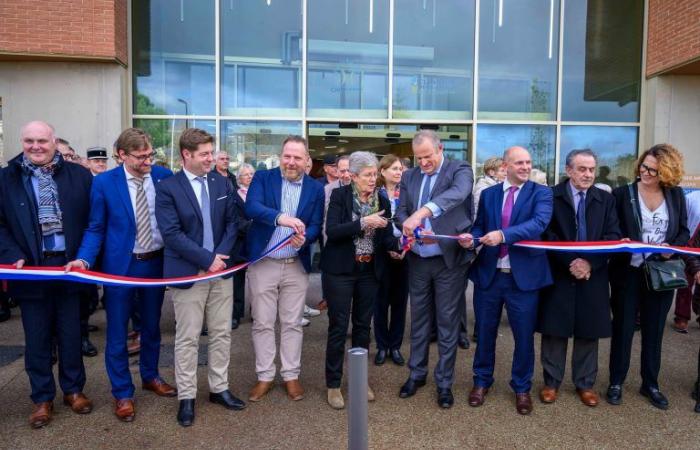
[{"xmin": 628, "ymin": 184, "xmax": 688, "ymax": 292}]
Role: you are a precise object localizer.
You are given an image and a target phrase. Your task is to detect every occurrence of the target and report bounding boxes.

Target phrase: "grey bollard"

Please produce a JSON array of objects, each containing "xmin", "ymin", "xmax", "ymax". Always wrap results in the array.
[{"xmin": 347, "ymin": 347, "xmax": 368, "ymax": 450}]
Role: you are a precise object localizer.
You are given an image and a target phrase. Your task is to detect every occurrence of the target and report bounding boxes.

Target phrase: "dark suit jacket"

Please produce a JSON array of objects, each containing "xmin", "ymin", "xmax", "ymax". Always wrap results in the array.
[
  {"xmin": 155, "ymin": 170, "xmax": 238, "ymax": 288},
  {"xmin": 0, "ymin": 153, "xmax": 92, "ymax": 298},
  {"xmin": 77, "ymin": 164, "xmax": 173, "ymax": 274},
  {"xmin": 469, "ymin": 180, "xmax": 553, "ymax": 291},
  {"xmin": 395, "ymin": 157, "xmax": 475, "ymax": 269},
  {"xmin": 320, "ymin": 185, "xmax": 399, "ymax": 279},
  {"xmin": 245, "ymin": 168, "xmax": 325, "ymax": 273},
  {"xmin": 537, "ymin": 182, "xmax": 621, "ymax": 339}
]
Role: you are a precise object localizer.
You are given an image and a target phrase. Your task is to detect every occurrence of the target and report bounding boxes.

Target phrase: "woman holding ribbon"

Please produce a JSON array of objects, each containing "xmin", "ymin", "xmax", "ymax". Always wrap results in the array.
[
  {"xmin": 607, "ymin": 144, "xmax": 689, "ymax": 410},
  {"xmin": 321, "ymin": 151, "xmax": 399, "ymax": 409}
]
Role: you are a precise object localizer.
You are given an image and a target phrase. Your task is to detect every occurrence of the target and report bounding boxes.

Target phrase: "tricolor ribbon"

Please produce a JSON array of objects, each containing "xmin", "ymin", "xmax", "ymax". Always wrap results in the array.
[{"xmin": 0, "ymin": 233, "xmax": 295, "ymax": 287}]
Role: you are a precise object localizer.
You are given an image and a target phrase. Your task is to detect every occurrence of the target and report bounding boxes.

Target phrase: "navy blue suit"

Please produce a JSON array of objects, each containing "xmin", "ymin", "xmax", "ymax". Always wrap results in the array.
[
  {"xmin": 469, "ymin": 180, "xmax": 553, "ymax": 393},
  {"xmin": 76, "ymin": 165, "xmax": 173, "ymax": 399}
]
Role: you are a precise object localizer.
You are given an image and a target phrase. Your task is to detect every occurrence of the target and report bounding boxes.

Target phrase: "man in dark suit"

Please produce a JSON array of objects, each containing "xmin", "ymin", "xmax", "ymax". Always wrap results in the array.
[
  {"xmin": 537, "ymin": 149, "xmax": 620, "ymax": 407},
  {"xmin": 0, "ymin": 121, "xmax": 94, "ymax": 428},
  {"xmin": 155, "ymin": 128, "xmax": 242, "ymax": 427},
  {"xmin": 245, "ymin": 135, "xmax": 325, "ymax": 403},
  {"xmin": 462, "ymin": 146, "xmax": 553, "ymax": 415},
  {"xmin": 67, "ymin": 128, "xmax": 177, "ymax": 422},
  {"xmin": 395, "ymin": 130, "xmax": 475, "ymax": 409}
]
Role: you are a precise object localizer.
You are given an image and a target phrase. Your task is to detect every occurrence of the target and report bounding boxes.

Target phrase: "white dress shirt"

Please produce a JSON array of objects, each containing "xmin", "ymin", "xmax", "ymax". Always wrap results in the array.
[
  {"xmin": 182, "ymin": 168, "xmax": 211, "ymax": 207},
  {"xmin": 124, "ymin": 165, "xmax": 164, "ymax": 252}
]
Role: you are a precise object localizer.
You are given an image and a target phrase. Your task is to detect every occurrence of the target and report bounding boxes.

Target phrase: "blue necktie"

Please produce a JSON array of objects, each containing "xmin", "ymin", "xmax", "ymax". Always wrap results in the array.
[
  {"xmin": 419, "ymin": 173, "xmax": 434, "ymax": 227},
  {"xmin": 196, "ymin": 177, "xmax": 215, "ymax": 251},
  {"xmin": 576, "ymin": 191, "xmax": 587, "ymax": 241}
]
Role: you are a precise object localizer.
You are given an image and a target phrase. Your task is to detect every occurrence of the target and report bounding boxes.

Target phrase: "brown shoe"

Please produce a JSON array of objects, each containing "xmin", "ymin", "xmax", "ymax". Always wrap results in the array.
[
  {"xmin": 468, "ymin": 386, "xmax": 489, "ymax": 407},
  {"xmin": 539, "ymin": 386, "xmax": 558, "ymax": 404},
  {"xmin": 672, "ymin": 318, "xmax": 689, "ymax": 334},
  {"xmin": 29, "ymin": 402, "xmax": 53, "ymax": 429},
  {"xmin": 283, "ymin": 379, "xmax": 305, "ymax": 401},
  {"xmin": 248, "ymin": 381, "xmax": 274, "ymax": 402},
  {"xmin": 114, "ymin": 399, "xmax": 135, "ymax": 422},
  {"xmin": 515, "ymin": 393, "xmax": 533, "ymax": 415},
  {"xmin": 143, "ymin": 378, "xmax": 177, "ymax": 397},
  {"xmin": 576, "ymin": 388, "xmax": 599, "ymax": 407},
  {"xmin": 127, "ymin": 333, "xmax": 141, "ymax": 355},
  {"xmin": 63, "ymin": 393, "xmax": 93, "ymax": 414}
]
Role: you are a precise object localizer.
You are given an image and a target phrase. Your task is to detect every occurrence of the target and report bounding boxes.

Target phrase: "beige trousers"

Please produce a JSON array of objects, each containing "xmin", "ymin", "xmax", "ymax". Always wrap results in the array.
[
  {"xmin": 172, "ymin": 276, "xmax": 233, "ymax": 400},
  {"xmin": 247, "ymin": 258, "xmax": 309, "ymax": 381}
]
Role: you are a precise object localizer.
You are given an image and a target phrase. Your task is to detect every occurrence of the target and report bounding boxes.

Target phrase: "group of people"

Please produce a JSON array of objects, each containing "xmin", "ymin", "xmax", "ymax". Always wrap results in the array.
[{"xmin": 1, "ymin": 121, "xmax": 699, "ymax": 432}]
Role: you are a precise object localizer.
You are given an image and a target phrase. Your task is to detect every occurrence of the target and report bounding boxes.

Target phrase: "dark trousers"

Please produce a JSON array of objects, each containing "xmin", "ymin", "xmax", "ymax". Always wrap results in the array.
[
  {"xmin": 610, "ymin": 266, "xmax": 674, "ymax": 389},
  {"xmin": 674, "ymin": 276, "xmax": 699, "ymax": 322},
  {"xmin": 79, "ymin": 285, "xmax": 99, "ymax": 338},
  {"xmin": 104, "ymin": 255, "xmax": 165, "ymax": 399},
  {"xmin": 407, "ymin": 253, "xmax": 468, "ymax": 389},
  {"xmin": 373, "ymin": 258, "xmax": 408, "ymax": 351},
  {"xmin": 541, "ymin": 335, "xmax": 598, "ymax": 390},
  {"xmin": 473, "ymin": 272, "xmax": 539, "ymax": 393},
  {"xmin": 324, "ymin": 265, "xmax": 378, "ymax": 388},
  {"xmin": 233, "ymin": 268, "xmax": 246, "ymax": 320},
  {"xmin": 18, "ymin": 255, "xmax": 85, "ymax": 404}
]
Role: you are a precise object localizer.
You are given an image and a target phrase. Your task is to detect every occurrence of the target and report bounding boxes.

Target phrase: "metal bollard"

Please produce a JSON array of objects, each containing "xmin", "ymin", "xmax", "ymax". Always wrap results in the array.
[{"xmin": 347, "ymin": 347, "xmax": 368, "ymax": 450}]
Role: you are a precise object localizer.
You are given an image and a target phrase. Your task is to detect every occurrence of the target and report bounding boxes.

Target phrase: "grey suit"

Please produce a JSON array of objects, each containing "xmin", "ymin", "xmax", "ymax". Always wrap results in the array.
[{"xmin": 396, "ymin": 157, "xmax": 475, "ymax": 388}]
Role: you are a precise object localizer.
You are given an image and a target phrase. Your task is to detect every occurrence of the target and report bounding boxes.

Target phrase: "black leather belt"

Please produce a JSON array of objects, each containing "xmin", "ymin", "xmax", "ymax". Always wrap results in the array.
[
  {"xmin": 133, "ymin": 249, "xmax": 163, "ymax": 261},
  {"xmin": 43, "ymin": 250, "xmax": 66, "ymax": 258}
]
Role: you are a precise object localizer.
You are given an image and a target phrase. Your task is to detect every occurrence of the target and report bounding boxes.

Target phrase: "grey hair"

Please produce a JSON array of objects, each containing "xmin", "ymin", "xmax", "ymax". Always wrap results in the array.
[
  {"xmin": 565, "ymin": 148, "xmax": 597, "ymax": 167},
  {"xmin": 336, "ymin": 155, "xmax": 350, "ymax": 165},
  {"xmin": 348, "ymin": 151, "xmax": 379, "ymax": 175},
  {"xmin": 236, "ymin": 163, "xmax": 255, "ymax": 181},
  {"xmin": 214, "ymin": 150, "xmax": 229, "ymax": 159},
  {"xmin": 412, "ymin": 129, "xmax": 441, "ymax": 149}
]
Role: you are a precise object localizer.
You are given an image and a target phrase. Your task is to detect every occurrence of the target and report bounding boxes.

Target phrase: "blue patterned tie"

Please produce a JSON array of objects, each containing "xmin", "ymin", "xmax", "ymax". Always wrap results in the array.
[
  {"xmin": 419, "ymin": 173, "xmax": 434, "ymax": 227},
  {"xmin": 196, "ymin": 177, "xmax": 214, "ymax": 251},
  {"xmin": 576, "ymin": 191, "xmax": 587, "ymax": 241}
]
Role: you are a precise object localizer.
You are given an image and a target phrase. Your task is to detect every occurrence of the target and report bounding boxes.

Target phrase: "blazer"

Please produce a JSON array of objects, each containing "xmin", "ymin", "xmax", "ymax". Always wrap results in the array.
[
  {"xmin": 395, "ymin": 157, "xmax": 475, "ymax": 269},
  {"xmin": 469, "ymin": 180, "xmax": 553, "ymax": 291},
  {"xmin": 320, "ymin": 184, "xmax": 399, "ymax": 279},
  {"xmin": 0, "ymin": 153, "xmax": 93, "ymax": 299},
  {"xmin": 155, "ymin": 170, "xmax": 238, "ymax": 288},
  {"xmin": 76, "ymin": 164, "xmax": 173, "ymax": 274},
  {"xmin": 245, "ymin": 168, "xmax": 325, "ymax": 273}
]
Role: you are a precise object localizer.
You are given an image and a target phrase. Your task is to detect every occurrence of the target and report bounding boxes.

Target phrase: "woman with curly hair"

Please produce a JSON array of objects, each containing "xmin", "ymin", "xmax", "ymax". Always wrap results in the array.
[{"xmin": 606, "ymin": 144, "xmax": 690, "ymax": 410}]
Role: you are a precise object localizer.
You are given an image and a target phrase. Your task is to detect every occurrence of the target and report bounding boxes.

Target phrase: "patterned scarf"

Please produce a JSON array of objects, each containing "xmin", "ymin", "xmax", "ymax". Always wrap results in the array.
[
  {"xmin": 352, "ymin": 183, "xmax": 380, "ymax": 254},
  {"xmin": 21, "ymin": 153, "xmax": 63, "ymax": 237}
]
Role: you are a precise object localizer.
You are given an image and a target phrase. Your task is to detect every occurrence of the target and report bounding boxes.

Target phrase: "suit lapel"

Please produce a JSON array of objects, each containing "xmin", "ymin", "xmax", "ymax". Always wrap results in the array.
[
  {"xmin": 207, "ymin": 173, "xmax": 218, "ymax": 224},
  {"xmin": 297, "ymin": 174, "xmax": 312, "ymax": 218},
  {"xmin": 177, "ymin": 171, "xmax": 203, "ymax": 223},
  {"xmin": 429, "ymin": 159, "xmax": 450, "ymax": 200},
  {"xmin": 510, "ymin": 181, "xmax": 532, "ymax": 225},
  {"xmin": 494, "ymin": 185, "xmax": 505, "ymax": 229},
  {"xmin": 114, "ymin": 167, "xmax": 136, "ymax": 227},
  {"xmin": 272, "ymin": 169, "xmax": 283, "ymax": 211}
]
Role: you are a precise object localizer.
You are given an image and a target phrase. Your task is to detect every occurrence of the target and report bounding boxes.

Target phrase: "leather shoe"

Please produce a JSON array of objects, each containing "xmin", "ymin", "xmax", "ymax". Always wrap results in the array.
[
  {"xmin": 399, "ymin": 378, "xmax": 426, "ymax": 398},
  {"xmin": 539, "ymin": 386, "xmax": 558, "ymax": 404},
  {"xmin": 468, "ymin": 386, "xmax": 488, "ymax": 407},
  {"xmin": 327, "ymin": 388, "xmax": 345, "ymax": 409},
  {"xmin": 606, "ymin": 384, "xmax": 622, "ymax": 405},
  {"xmin": 672, "ymin": 318, "xmax": 689, "ymax": 333},
  {"xmin": 29, "ymin": 401, "xmax": 53, "ymax": 429},
  {"xmin": 515, "ymin": 393, "xmax": 533, "ymax": 415},
  {"xmin": 576, "ymin": 388, "xmax": 599, "ymax": 407},
  {"xmin": 143, "ymin": 378, "xmax": 177, "ymax": 397},
  {"xmin": 249, "ymin": 380, "xmax": 274, "ymax": 402},
  {"xmin": 437, "ymin": 388, "xmax": 454, "ymax": 408},
  {"xmin": 458, "ymin": 336, "xmax": 470, "ymax": 350},
  {"xmin": 209, "ymin": 390, "xmax": 246, "ymax": 410},
  {"xmin": 114, "ymin": 399, "xmax": 135, "ymax": 422},
  {"xmin": 374, "ymin": 349, "xmax": 387, "ymax": 366},
  {"xmin": 81, "ymin": 337, "xmax": 98, "ymax": 357},
  {"xmin": 177, "ymin": 399, "xmax": 195, "ymax": 427},
  {"xmin": 639, "ymin": 385, "xmax": 669, "ymax": 410},
  {"xmin": 231, "ymin": 318, "xmax": 239, "ymax": 330},
  {"xmin": 283, "ymin": 379, "xmax": 305, "ymax": 401},
  {"xmin": 390, "ymin": 349, "xmax": 405, "ymax": 366},
  {"xmin": 63, "ymin": 392, "xmax": 93, "ymax": 414}
]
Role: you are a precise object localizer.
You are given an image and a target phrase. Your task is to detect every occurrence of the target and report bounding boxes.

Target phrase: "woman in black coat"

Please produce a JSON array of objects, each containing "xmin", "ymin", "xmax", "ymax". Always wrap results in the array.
[
  {"xmin": 607, "ymin": 144, "xmax": 689, "ymax": 410},
  {"xmin": 320, "ymin": 151, "xmax": 399, "ymax": 410}
]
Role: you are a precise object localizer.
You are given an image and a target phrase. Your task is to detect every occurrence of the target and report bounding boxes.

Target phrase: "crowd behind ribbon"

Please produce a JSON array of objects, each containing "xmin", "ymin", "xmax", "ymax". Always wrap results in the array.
[{"xmin": 1, "ymin": 120, "xmax": 700, "ymax": 430}]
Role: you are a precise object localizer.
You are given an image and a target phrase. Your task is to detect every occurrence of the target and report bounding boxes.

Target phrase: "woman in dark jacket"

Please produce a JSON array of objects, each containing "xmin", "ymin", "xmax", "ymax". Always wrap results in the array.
[
  {"xmin": 321, "ymin": 151, "xmax": 399, "ymax": 410},
  {"xmin": 607, "ymin": 144, "xmax": 689, "ymax": 410}
]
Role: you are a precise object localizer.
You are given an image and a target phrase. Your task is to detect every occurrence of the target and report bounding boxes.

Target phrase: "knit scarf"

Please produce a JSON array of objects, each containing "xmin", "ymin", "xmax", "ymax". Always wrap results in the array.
[{"xmin": 21, "ymin": 153, "xmax": 63, "ymax": 237}]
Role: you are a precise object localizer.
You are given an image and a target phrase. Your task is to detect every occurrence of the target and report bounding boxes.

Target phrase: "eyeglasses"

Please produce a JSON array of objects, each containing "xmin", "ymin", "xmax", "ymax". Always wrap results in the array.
[
  {"xmin": 639, "ymin": 163, "xmax": 659, "ymax": 177},
  {"xmin": 127, "ymin": 152, "xmax": 155, "ymax": 163}
]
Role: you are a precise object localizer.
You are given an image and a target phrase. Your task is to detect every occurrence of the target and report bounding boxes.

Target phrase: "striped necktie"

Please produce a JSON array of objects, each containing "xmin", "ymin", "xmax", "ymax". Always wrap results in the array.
[{"xmin": 132, "ymin": 177, "xmax": 154, "ymax": 250}]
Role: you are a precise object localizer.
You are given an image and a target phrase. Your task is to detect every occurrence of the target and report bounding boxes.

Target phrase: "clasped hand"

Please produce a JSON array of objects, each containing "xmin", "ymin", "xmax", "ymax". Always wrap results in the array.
[{"xmin": 362, "ymin": 210, "xmax": 388, "ymax": 230}]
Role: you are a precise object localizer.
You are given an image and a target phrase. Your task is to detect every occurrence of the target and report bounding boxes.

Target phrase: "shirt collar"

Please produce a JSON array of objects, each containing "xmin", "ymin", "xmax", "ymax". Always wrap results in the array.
[
  {"xmin": 182, "ymin": 168, "xmax": 205, "ymax": 182},
  {"xmin": 503, "ymin": 179, "xmax": 524, "ymax": 192},
  {"xmin": 568, "ymin": 180, "xmax": 588, "ymax": 197},
  {"xmin": 283, "ymin": 174, "xmax": 304, "ymax": 186},
  {"xmin": 123, "ymin": 164, "xmax": 150, "ymax": 182}
]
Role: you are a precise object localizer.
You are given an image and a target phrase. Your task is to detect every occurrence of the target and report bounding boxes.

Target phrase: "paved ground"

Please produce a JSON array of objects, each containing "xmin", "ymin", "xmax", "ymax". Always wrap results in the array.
[{"xmin": 0, "ymin": 275, "xmax": 699, "ymax": 449}]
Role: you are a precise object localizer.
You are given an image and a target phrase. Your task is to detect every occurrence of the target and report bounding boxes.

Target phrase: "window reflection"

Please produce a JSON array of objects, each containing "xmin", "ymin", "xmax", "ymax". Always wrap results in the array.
[
  {"xmin": 133, "ymin": 119, "xmax": 217, "ymax": 171},
  {"xmin": 221, "ymin": 121, "xmax": 302, "ymax": 171}
]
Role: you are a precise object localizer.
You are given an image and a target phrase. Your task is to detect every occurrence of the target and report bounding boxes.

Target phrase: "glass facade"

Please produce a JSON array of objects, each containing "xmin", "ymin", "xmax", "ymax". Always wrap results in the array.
[{"xmin": 131, "ymin": 0, "xmax": 644, "ymax": 184}]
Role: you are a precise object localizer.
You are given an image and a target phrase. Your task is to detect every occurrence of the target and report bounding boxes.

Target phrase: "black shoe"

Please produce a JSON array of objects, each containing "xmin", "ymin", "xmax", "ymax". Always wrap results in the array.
[
  {"xmin": 606, "ymin": 385, "xmax": 622, "ymax": 405},
  {"xmin": 231, "ymin": 318, "xmax": 239, "ymax": 330},
  {"xmin": 81, "ymin": 337, "xmax": 98, "ymax": 357},
  {"xmin": 430, "ymin": 333, "xmax": 437, "ymax": 343},
  {"xmin": 374, "ymin": 349, "xmax": 387, "ymax": 366},
  {"xmin": 692, "ymin": 381, "xmax": 699, "ymax": 401},
  {"xmin": 390, "ymin": 349, "xmax": 405, "ymax": 366},
  {"xmin": 87, "ymin": 324, "xmax": 99, "ymax": 332},
  {"xmin": 0, "ymin": 308, "xmax": 10, "ymax": 323},
  {"xmin": 209, "ymin": 390, "xmax": 246, "ymax": 411},
  {"xmin": 399, "ymin": 378, "xmax": 426, "ymax": 398},
  {"xmin": 458, "ymin": 336, "xmax": 470, "ymax": 350},
  {"xmin": 177, "ymin": 399, "xmax": 195, "ymax": 427},
  {"xmin": 639, "ymin": 386, "xmax": 669, "ymax": 410},
  {"xmin": 437, "ymin": 388, "xmax": 454, "ymax": 409}
]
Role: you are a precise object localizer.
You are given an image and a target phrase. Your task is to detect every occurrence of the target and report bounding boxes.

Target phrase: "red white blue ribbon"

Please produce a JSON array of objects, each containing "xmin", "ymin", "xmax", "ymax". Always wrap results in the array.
[
  {"xmin": 0, "ymin": 233, "xmax": 295, "ymax": 287},
  {"xmin": 515, "ymin": 240, "xmax": 700, "ymax": 257}
]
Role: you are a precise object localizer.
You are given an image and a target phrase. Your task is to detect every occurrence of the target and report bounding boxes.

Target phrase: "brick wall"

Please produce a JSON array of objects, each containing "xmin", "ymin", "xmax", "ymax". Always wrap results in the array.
[
  {"xmin": 647, "ymin": 0, "xmax": 700, "ymax": 76},
  {"xmin": 0, "ymin": 0, "xmax": 127, "ymax": 65}
]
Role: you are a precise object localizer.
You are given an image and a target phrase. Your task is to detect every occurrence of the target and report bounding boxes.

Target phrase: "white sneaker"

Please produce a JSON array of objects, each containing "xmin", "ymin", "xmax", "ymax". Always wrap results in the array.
[
  {"xmin": 301, "ymin": 318, "xmax": 311, "ymax": 327},
  {"xmin": 304, "ymin": 305, "xmax": 321, "ymax": 318}
]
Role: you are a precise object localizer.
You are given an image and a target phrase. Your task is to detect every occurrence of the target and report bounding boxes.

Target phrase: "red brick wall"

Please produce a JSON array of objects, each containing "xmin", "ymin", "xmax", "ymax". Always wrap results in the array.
[
  {"xmin": 647, "ymin": 0, "xmax": 700, "ymax": 76},
  {"xmin": 0, "ymin": 0, "xmax": 127, "ymax": 64}
]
